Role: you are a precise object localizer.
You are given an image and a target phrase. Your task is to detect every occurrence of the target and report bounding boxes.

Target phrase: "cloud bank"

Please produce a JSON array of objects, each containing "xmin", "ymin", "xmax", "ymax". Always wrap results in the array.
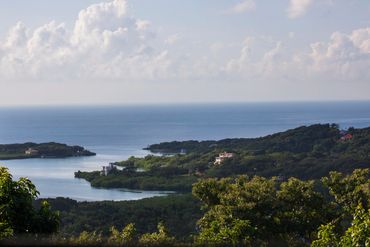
[
  {"xmin": 0, "ymin": 0, "xmax": 169, "ymax": 82},
  {"xmin": 0, "ymin": 0, "xmax": 369, "ymax": 89},
  {"xmin": 225, "ymin": 27, "xmax": 370, "ymax": 84}
]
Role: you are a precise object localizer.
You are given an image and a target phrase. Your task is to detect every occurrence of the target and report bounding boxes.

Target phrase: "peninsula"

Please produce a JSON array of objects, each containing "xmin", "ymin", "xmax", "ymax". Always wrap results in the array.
[
  {"xmin": 75, "ymin": 124, "xmax": 370, "ymax": 191},
  {"xmin": 0, "ymin": 142, "xmax": 96, "ymax": 160}
]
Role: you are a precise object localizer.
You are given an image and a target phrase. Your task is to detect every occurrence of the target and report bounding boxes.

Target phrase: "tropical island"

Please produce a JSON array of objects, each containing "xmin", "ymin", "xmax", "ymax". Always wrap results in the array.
[
  {"xmin": 2, "ymin": 123, "xmax": 370, "ymax": 245},
  {"xmin": 0, "ymin": 142, "xmax": 96, "ymax": 160},
  {"xmin": 75, "ymin": 124, "xmax": 370, "ymax": 191}
]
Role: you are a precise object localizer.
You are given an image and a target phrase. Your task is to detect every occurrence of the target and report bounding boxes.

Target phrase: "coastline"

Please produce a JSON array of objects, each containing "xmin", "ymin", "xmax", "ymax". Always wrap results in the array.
[
  {"xmin": 76, "ymin": 124, "xmax": 370, "ymax": 192},
  {"xmin": 0, "ymin": 142, "xmax": 96, "ymax": 160},
  {"xmin": 2, "ymin": 102, "xmax": 370, "ymax": 201}
]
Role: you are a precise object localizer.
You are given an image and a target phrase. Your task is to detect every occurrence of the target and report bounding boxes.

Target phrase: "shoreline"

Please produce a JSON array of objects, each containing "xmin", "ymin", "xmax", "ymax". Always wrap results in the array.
[
  {"xmin": 76, "ymin": 124, "xmax": 370, "ymax": 193},
  {"xmin": 0, "ymin": 142, "xmax": 96, "ymax": 160}
]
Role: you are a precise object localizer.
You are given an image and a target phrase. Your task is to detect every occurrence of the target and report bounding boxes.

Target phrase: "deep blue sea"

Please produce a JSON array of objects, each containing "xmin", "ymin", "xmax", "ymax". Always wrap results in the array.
[{"xmin": 1, "ymin": 102, "xmax": 370, "ymax": 201}]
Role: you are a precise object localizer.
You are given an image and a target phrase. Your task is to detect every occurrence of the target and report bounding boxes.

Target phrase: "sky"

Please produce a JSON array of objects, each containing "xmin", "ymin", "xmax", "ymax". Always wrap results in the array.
[{"xmin": 0, "ymin": 0, "xmax": 369, "ymax": 106}]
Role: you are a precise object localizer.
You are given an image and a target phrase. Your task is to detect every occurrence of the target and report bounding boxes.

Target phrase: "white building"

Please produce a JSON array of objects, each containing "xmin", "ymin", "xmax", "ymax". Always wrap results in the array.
[
  {"xmin": 100, "ymin": 163, "xmax": 116, "ymax": 176},
  {"xmin": 25, "ymin": 148, "xmax": 39, "ymax": 155},
  {"xmin": 214, "ymin": 152, "xmax": 234, "ymax": 165}
]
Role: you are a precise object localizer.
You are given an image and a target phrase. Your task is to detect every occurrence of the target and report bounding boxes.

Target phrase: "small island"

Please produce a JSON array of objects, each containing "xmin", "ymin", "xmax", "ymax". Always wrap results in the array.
[
  {"xmin": 75, "ymin": 124, "xmax": 370, "ymax": 192},
  {"xmin": 0, "ymin": 142, "xmax": 96, "ymax": 160}
]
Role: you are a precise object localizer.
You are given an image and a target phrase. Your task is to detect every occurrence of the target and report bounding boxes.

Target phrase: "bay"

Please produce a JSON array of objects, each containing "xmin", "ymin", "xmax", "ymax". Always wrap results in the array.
[{"xmin": 1, "ymin": 101, "xmax": 370, "ymax": 201}]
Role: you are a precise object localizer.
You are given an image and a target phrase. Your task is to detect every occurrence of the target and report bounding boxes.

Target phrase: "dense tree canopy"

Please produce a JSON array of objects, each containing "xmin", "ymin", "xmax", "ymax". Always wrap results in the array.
[
  {"xmin": 78, "ymin": 124, "xmax": 370, "ymax": 191},
  {"xmin": 312, "ymin": 205, "xmax": 370, "ymax": 246},
  {"xmin": 0, "ymin": 167, "xmax": 59, "ymax": 239},
  {"xmin": 193, "ymin": 176, "xmax": 334, "ymax": 245},
  {"xmin": 3, "ymin": 124, "xmax": 370, "ymax": 246},
  {"xmin": 44, "ymin": 194, "xmax": 202, "ymax": 239},
  {"xmin": 3, "ymin": 168, "xmax": 370, "ymax": 246},
  {"xmin": 192, "ymin": 169, "xmax": 370, "ymax": 245}
]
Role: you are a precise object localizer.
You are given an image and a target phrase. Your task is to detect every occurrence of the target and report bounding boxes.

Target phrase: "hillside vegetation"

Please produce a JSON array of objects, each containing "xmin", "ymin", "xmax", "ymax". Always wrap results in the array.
[
  {"xmin": 5, "ymin": 169, "xmax": 369, "ymax": 246},
  {"xmin": 0, "ymin": 142, "xmax": 96, "ymax": 160},
  {"xmin": 2, "ymin": 124, "xmax": 370, "ymax": 245},
  {"xmin": 76, "ymin": 124, "xmax": 370, "ymax": 191}
]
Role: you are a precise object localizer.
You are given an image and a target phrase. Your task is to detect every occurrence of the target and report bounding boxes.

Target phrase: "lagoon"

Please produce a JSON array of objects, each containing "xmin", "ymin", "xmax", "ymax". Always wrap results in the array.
[{"xmin": 1, "ymin": 102, "xmax": 370, "ymax": 201}]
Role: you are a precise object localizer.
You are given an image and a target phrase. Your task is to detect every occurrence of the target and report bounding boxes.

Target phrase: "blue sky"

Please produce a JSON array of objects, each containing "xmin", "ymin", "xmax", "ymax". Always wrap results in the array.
[{"xmin": 0, "ymin": 0, "xmax": 369, "ymax": 105}]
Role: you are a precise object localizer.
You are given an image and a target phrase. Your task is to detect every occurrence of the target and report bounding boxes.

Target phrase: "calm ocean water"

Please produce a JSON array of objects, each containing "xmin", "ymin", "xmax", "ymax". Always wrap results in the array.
[{"xmin": 1, "ymin": 102, "xmax": 370, "ymax": 201}]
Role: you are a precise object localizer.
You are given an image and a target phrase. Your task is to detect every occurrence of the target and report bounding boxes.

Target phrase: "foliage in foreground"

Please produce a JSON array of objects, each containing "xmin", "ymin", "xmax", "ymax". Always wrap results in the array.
[
  {"xmin": 46, "ymin": 193, "xmax": 202, "ymax": 239},
  {"xmin": 3, "ymin": 165, "xmax": 370, "ymax": 246},
  {"xmin": 312, "ymin": 205, "xmax": 370, "ymax": 246},
  {"xmin": 0, "ymin": 167, "xmax": 59, "ymax": 239},
  {"xmin": 40, "ymin": 169, "xmax": 370, "ymax": 246},
  {"xmin": 192, "ymin": 169, "xmax": 370, "ymax": 245},
  {"xmin": 67, "ymin": 222, "xmax": 175, "ymax": 246}
]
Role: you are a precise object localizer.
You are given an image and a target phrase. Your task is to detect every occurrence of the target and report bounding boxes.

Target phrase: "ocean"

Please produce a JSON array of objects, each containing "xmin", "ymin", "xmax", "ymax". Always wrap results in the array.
[{"xmin": 1, "ymin": 101, "xmax": 370, "ymax": 201}]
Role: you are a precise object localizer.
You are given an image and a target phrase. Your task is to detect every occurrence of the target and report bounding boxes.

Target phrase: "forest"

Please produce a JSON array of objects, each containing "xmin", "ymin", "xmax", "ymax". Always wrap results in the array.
[
  {"xmin": 0, "ymin": 142, "xmax": 95, "ymax": 160},
  {"xmin": 2, "ymin": 167, "xmax": 370, "ymax": 246},
  {"xmin": 2, "ymin": 124, "xmax": 370, "ymax": 245},
  {"xmin": 76, "ymin": 124, "xmax": 370, "ymax": 191}
]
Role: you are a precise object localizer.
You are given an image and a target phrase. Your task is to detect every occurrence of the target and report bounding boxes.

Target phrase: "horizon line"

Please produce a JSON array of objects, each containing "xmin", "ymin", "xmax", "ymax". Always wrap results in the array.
[{"xmin": 1, "ymin": 99, "xmax": 370, "ymax": 108}]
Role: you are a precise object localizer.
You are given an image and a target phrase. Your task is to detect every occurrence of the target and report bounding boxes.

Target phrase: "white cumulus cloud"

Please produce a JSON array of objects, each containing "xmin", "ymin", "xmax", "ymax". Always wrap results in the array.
[
  {"xmin": 224, "ymin": 37, "xmax": 289, "ymax": 81},
  {"xmin": 228, "ymin": 0, "xmax": 256, "ymax": 14},
  {"xmin": 307, "ymin": 27, "xmax": 370, "ymax": 80},
  {"xmin": 287, "ymin": 0, "xmax": 313, "ymax": 18},
  {"xmin": 0, "ymin": 0, "xmax": 170, "ymax": 82},
  {"xmin": 0, "ymin": 0, "xmax": 369, "ymax": 89},
  {"xmin": 223, "ymin": 27, "xmax": 370, "ymax": 84}
]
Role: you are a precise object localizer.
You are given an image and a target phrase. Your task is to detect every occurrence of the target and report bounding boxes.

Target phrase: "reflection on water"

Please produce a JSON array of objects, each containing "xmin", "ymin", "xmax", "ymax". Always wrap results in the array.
[{"xmin": 3, "ymin": 153, "xmax": 172, "ymax": 202}]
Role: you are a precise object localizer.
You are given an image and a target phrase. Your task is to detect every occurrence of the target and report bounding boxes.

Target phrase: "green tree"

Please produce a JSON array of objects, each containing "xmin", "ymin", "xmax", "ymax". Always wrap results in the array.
[
  {"xmin": 340, "ymin": 204, "xmax": 370, "ymax": 246},
  {"xmin": 72, "ymin": 231, "xmax": 103, "ymax": 245},
  {"xmin": 277, "ymin": 178, "xmax": 333, "ymax": 239},
  {"xmin": 192, "ymin": 177, "xmax": 232, "ymax": 207},
  {"xmin": 0, "ymin": 167, "xmax": 59, "ymax": 239},
  {"xmin": 312, "ymin": 205, "xmax": 370, "ymax": 247},
  {"xmin": 193, "ymin": 175, "xmax": 334, "ymax": 245},
  {"xmin": 139, "ymin": 222, "xmax": 175, "ymax": 245},
  {"xmin": 109, "ymin": 223, "xmax": 136, "ymax": 244},
  {"xmin": 322, "ymin": 169, "xmax": 370, "ymax": 213},
  {"xmin": 193, "ymin": 176, "xmax": 277, "ymax": 243},
  {"xmin": 196, "ymin": 207, "xmax": 253, "ymax": 245},
  {"xmin": 312, "ymin": 169, "xmax": 370, "ymax": 246},
  {"xmin": 311, "ymin": 223, "xmax": 339, "ymax": 247}
]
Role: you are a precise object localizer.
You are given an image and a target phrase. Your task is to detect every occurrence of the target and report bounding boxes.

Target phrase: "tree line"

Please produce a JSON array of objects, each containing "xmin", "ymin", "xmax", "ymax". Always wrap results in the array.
[
  {"xmin": 2, "ymin": 166, "xmax": 370, "ymax": 246},
  {"xmin": 77, "ymin": 124, "xmax": 370, "ymax": 192}
]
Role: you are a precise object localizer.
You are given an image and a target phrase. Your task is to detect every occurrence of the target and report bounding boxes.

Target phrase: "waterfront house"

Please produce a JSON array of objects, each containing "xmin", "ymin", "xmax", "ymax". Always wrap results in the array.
[
  {"xmin": 101, "ymin": 163, "xmax": 116, "ymax": 176},
  {"xmin": 214, "ymin": 152, "xmax": 235, "ymax": 165},
  {"xmin": 25, "ymin": 148, "xmax": 39, "ymax": 155},
  {"xmin": 340, "ymin": 133, "xmax": 353, "ymax": 141}
]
